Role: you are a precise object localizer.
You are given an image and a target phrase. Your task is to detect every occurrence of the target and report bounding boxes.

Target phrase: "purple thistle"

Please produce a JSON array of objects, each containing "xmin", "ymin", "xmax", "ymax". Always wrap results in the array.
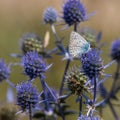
[
  {"xmin": 0, "ymin": 59, "xmax": 10, "ymax": 82},
  {"xmin": 62, "ymin": 0, "xmax": 87, "ymax": 26},
  {"xmin": 80, "ymin": 49, "xmax": 103, "ymax": 79},
  {"xmin": 77, "ymin": 115, "xmax": 101, "ymax": 120},
  {"xmin": 43, "ymin": 7, "xmax": 58, "ymax": 24},
  {"xmin": 21, "ymin": 51, "xmax": 48, "ymax": 79},
  {"xmin": 16, "ymin": 82, "xmax": 39, "ymax": 110},
  {"xmin": 110, "ymin": 39, "xmax": 120, "ymax": 62}
]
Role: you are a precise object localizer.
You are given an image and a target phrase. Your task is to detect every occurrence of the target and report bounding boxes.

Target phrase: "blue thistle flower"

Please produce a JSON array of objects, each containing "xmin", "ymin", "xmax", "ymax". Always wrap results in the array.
[
  {"xmin": 80, "ymin": 49, "xmax": 103, "ymax": 79},
  {"xmin": 77, "ymin": 115, "xmax": 101, "ymax": 120},
  {"xmin": 62, "ymin": 0, "xmax": 87, "ymax": 26},
  {"xmin": 43, "ymin": 7, "xmax": 58, "ymax": 24},
  {"xmin": 110, "ymin": 39, "xmax": 120, "ymax": 62},
  {"xmin": 21, "ymin": 51, "xmax": 48, "ymax": 79},
  {"xmin": 0, "ymin": 59, "xmax": 10, "ymax": 82},
  {"xmin": 16, "ymin": 82, "xmax": 39, "ymax": 110}
]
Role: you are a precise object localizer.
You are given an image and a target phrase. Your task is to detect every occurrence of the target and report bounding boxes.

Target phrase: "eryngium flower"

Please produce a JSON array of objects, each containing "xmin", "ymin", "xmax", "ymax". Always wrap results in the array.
[
  {"xmin": 110, "ymin": 39, "xmax": 120, "ymax": 62},
  {"xmin": 77, "ymin": 115, "xmax": 101, "ymax": 120},
  {"xmin": 81, "ymin": 49, "xmax": 103, "ymax": 79},
  {"xmin": 43, "ymin": 7, "xmax": 58, "ymax": 24},
  {"xmin": 16, "ymin": 82, "xmax": 39, "ymax": 110},
  {"xmin": 0, "ymin": 59, "xmax": 10, "ymax": 82},
  {"xmin": 20, "ymin": 33, "xmax": 43, "ymax": 54},
  {"xmin": 63, "ymin": 0, "xmax": 86, "ymax": 26},
  {"xmin": 65, "ymin": 66, "xmax": 89, "ymax": 95},
  {"xmin": 21, "ymin": 52, "xmax": 47, "ymax": 79}
]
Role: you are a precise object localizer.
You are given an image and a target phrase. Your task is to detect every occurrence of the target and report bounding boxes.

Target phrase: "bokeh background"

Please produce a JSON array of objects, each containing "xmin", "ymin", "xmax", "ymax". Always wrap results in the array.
[{"xmin": 0, "ymin": 0, "xmax": 120, "ymax": 120}]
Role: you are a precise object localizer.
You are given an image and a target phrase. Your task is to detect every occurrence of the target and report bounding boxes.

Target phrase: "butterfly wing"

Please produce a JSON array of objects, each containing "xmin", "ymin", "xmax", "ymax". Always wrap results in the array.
[{"xmin": 69, "ymin": 31, "xmax": 90, "ymax": 58}]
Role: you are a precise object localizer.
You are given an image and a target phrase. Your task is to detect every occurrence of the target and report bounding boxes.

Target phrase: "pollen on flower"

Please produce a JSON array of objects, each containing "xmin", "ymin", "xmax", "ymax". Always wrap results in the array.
[{"xmin": 65, "ymin": 66, "xmax": 89, "ymax": 96}]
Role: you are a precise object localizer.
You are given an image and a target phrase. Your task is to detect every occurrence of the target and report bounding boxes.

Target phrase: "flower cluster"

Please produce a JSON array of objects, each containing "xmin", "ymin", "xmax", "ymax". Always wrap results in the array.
[
  {"xmin": 63, "ymin": 0, "xmax": 86, "ymax": 26},
  {"xmin": 21, "ymin": 51, "xmax": 47, "ymax": 79},
  {"xmin": 43, "ymin": 7, "xmax": 58, "ymax": 24},
  {"xmin": 20, "ymin": 33, "xmax": 43, "ymax": 54},
  {"xmin": 81, "ymin": 49, "xmax": 103, "ymax": 79},
  {"xmin": 0, "ymin": 0, "xmax": 119, "ymax": 120},
  {"xmin": 65, "ymin": 66, "xmax": 89, "ymax": 95},
  {"xmin": 16, "ymin": 82, "xmax": 39, "ymax": 110}
]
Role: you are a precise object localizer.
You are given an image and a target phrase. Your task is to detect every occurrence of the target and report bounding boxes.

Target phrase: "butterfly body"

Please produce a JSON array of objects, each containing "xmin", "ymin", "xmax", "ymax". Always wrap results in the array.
[{"xmin": 69, "ymin": 31, "xmax": 91, "ymax": 58}]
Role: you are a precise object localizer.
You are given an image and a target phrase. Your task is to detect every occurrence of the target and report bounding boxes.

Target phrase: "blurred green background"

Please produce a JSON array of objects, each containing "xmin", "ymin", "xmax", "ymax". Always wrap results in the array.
[{"xmin": 0, "ymin": 0, "xmax": 120, "ymax": 120}]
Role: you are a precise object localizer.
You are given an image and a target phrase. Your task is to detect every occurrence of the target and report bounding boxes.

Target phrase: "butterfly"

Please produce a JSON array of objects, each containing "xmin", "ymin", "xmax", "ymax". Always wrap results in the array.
[{"xmin": 69, "ymin": 31, "xmax": 91, "ymax": 58}]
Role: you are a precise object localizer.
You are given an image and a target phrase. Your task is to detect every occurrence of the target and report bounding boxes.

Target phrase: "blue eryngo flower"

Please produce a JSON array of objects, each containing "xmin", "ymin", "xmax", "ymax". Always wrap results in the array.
[
  {"xmin": 65, "ymin": 66, "xmax": 89, "ymax": 95},
  {"xmin": 62, "ymin": 0, "xmax": 87, "ymax": 26},
  {"xmin": 80, "ymin": 49, "xmax": 103, "ymax": 79},
  {"xmin": 21, "ymin": 51, "xmax": 49, "ymax": 79},
  {"xmin": 20, "ymin": 33, "xmax": 43, "ymax": 54},
  {"xmin": 110, "ymin": 39, "xmax": 120, "ymax": 62},
  {"xmin": 0, "ymin": 59, "xmax": 10, "ymax": 82},
  {"xmin": 16, "ymin": 82, "xmax": 39, "ymax": 111},
  {"xmin": 77, "ymin": 115, "xmax": 101, "ymax": 120},
  {"xmin": 43, "ymin": 7, "xmax": 58, "ymax": 24}
]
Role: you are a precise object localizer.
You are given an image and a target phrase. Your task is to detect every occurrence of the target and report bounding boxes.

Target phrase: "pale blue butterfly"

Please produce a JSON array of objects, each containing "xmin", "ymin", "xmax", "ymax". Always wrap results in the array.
[{"xmin": 68, "ymin": 31, "xmax": 91, "ymax": 58}]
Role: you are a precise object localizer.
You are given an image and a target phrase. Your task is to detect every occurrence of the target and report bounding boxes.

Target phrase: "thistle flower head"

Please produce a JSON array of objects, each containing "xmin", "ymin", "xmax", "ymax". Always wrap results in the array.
[
  {"xmin": 77, "ymin": 115, "xmax": 101, "ymax": 120},
  {"xmin": 110, "ymin": 39, "xmax": 120, "ymax": 62},
  {"xmin": 0, "ymin": 59, "xmax": 10, "ymax": 82},
  {"xmin": 21, "ymin": 51, "xmax": 47, "ymax": 79},
  {"xmin": 20, "ymin": 33, "xmax": 43, "ymax": 54},
  {"xmin": 80, "ymin": 49, "xmax": 103, "ymax": 79},
  {"xmin": 43, "ymin": 7, "xmax": 58, "ymax": 24},
  {"xmin": 16, "ymin": 82, "xmax": 39, "ymax": 110},
  {"xmin": 62, "ymin": 0, "xmax": 86, "ymax": 26},
  {"xmin": 65, "ymin": 66, "xmax": 89, "ymax": 95}
]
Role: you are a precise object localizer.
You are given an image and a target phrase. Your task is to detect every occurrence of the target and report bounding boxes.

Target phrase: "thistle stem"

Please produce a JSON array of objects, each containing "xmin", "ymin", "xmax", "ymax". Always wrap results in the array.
[
  {"xmin": 93, "ymin": 77, "xmax": 97, "ymax": 103},
  {"xmin": 39, "ymin": 76, "xmax": 50, "ymax": 111},
  {"xmin": 59, "ymin": 59, "xmax": 70, "ymax": 95},
  {"xmin": 28, "ymin": 103, "xmax": 32, "ymax": 120},
  {"xmin": 6, "ymin": 79, "xmax": 16, "ymax": 89},
  {"xmin": 108, "ymin": 101, "xmax": 119, "ymax": 120},
  {"xmin": 79, "ymin": 96, "xmax": 82, "ymax": 117}
]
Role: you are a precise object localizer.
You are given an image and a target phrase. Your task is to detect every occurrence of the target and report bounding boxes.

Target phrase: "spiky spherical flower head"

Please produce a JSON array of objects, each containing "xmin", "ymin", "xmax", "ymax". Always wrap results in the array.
[
  {"xmin": 110, "ymin": 39, "xmax": 120, "ymax": 62},
  {"xmin": 63, "ymin": 0, "xmax": 86, "ymax": 26},
  {"xmin": 21, "ymin": 51, "xmax": 47, "ymax": 79},
  {"xmin": 81, "ymin": 49, "xmax": 103, "ymax": 79},
  {"xmin": 0, "ymin": 59, "xmax": 10, "ymax": 82},
  {"xmin": 20, "ymin": 33, "xmax": 43, "ymax": 54},
  {"xmin": 16, "ymin": 82, "xmax": 39, "ymax": 110},
  {"xmin": 43, "ymin": 7, "xmax": 58, "ymax": 24},
  {"xmin": 77, "ymin": 115, "xmax": 102, "ymax": 120},
  {"xmin": 65, "ymin": 66, "xmax": 89, "ymax": 96}
]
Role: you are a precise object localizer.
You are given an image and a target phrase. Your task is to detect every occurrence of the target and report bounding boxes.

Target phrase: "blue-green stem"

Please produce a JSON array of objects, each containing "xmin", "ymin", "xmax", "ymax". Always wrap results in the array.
[
  {"xmin": 93, "ymin": 76, "xmax": 97, "ymax": 103},
  {"xmin": 28, "ymin": 103, "xmax": 32, "ymax": 120},
  {"xmin": 79, "ymin": 96, "xmax": 82, "ymax": 117}
]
